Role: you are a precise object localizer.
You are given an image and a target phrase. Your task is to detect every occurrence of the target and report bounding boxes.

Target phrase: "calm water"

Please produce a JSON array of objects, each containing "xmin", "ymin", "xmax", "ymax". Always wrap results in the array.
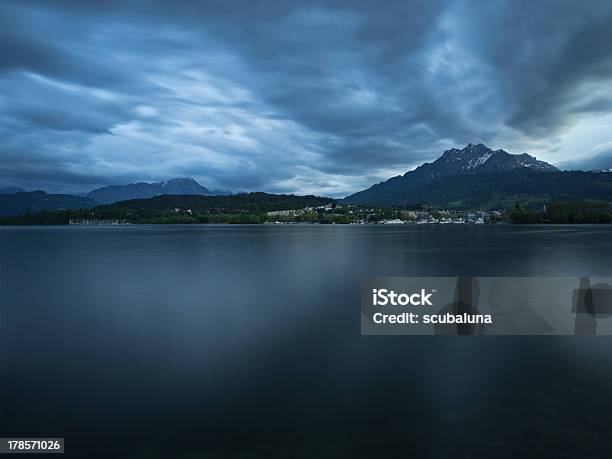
[{"xmin": 1, "ymin": 224, "xmax": 612, "ymax": 458}]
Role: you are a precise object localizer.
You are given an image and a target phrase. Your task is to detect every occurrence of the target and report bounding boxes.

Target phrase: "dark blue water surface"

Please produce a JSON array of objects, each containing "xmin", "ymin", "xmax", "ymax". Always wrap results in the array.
[{"xmin": 1, "ymin": 224, "xmax": 612, "ymax": 458}]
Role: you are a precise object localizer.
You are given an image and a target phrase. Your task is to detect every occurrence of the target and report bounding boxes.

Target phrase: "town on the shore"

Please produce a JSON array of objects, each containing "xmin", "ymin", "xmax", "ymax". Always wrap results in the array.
[
  {"xmin": 265, "ymin": 203, "xmax": 498, "ymax": 224},
  {"xmin": 264, "ymin": 201, "xmax": 612, "ymax": 225}
]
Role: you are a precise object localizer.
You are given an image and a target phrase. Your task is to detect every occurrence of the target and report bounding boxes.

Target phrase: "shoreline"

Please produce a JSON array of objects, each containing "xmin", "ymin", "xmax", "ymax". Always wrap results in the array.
[{"xmin": 2, "ymin": 222, "xmax": 611, "ymax": 227}]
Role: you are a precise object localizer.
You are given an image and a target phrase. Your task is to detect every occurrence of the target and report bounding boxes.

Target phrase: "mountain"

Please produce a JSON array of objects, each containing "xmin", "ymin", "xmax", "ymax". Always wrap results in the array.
[
  {"xmin": 386, "ymin": 169, "xmax": 612, "ymax": 209},
  {"xmin": 344, "ymin": 143, "xmax": 566, "ymax": 207},
  {"xmin": 0, "ymin": 191, "xmax": 96, "ymax": 217},
  {"xmin": 0, "ymin": 186, "xmax": 26, "ymax": 194},
  {"xmin": 427, "ymin": 143, "xmax": 558, "ymax": 175},
  {"xmin": 87, "ymin": 178, "xmax": 217, "ymax": 204}
]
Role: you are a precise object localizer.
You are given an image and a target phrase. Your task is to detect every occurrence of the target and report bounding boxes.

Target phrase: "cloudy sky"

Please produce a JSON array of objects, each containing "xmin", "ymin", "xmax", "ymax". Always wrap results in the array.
[{"xmin": 2, "ymin": 0, "xmax": 612, "ymax": 196}]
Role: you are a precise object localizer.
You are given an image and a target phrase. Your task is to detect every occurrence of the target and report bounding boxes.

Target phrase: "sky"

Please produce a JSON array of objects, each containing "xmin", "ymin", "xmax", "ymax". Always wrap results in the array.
[{"xmin": 1, "ymin": 0, "xmax": 612, "ymax": 197}]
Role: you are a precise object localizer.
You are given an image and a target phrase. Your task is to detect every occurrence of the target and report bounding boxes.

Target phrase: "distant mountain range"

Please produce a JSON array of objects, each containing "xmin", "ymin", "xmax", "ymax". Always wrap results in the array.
[
  {"xmin": 0, "ymin": 191, "xmax": 96, "ymax": 217},
  {"xmin": 87, "ymin": 178, "xmax": 230, "ymax": 204},
  {"xmin": 1, "ymin": 146, "xmax": 612, "ymax": 217},
  {"xmin": 344, "ymin": 143, "xmax": 612, "ymax": 208},
  {"xmin": 0, "ymin": 178, "xmax": 232, "ymax": 216}
]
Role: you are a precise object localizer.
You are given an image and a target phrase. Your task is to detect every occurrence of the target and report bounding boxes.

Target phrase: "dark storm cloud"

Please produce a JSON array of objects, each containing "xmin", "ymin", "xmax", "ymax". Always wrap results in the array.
[
  {"xmin": 1, "ymin": 0, "xmax": 612, "ymax": 196},
  {"xmin": 458, "ymin": 0, "xmax": 612, "ymax": 136}
]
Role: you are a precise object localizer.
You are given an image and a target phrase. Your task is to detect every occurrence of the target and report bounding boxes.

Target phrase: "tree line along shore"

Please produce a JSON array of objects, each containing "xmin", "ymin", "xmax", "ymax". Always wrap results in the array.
[{"xmin": 0, "ymin": 195, "xmax": 611, "ymax": 225}]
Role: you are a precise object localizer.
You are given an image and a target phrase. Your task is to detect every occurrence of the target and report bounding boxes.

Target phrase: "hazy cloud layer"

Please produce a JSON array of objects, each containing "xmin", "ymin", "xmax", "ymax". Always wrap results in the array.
[
  {"xmin": 558, "ymin": 143, "xmax": 612, "ymax": 171},
  {"xmin": 1, "ymin": 0, "xmax": 612, "ymax": 196}
]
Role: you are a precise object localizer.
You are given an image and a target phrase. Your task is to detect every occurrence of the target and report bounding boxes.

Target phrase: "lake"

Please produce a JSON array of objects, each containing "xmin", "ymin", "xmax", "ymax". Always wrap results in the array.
[{"xmin": 1, "ymin": 224, "xmax": 612, "ymax": 457}]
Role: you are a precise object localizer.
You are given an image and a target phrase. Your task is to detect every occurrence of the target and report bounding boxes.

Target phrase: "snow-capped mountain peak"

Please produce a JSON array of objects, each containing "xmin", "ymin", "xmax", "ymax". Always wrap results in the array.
[{"xmin": 433, "ymin": 143, "xmax": 557, "ymax": 175}]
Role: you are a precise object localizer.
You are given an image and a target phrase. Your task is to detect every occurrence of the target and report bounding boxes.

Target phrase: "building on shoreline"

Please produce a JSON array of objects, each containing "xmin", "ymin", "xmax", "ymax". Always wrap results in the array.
[{"xmin": 69, "ymin": 218, "xmax": 130, "ymax": 225}]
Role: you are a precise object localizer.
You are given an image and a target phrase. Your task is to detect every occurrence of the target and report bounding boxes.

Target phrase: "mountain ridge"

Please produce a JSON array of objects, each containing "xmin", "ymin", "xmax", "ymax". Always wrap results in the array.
[
  {"xmin": 344, "ymin": 143, "xmax": 564, "ymax": 206},
  {"xmin": 87, "ymin": 177, "xmax": 230, "ymax": 204}
]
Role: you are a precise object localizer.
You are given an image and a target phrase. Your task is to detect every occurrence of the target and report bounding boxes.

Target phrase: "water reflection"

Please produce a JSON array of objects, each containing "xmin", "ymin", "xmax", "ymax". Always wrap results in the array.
[{"xmin": 1, "ymin": 225, "xmax": 612, "ymax": 457}]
